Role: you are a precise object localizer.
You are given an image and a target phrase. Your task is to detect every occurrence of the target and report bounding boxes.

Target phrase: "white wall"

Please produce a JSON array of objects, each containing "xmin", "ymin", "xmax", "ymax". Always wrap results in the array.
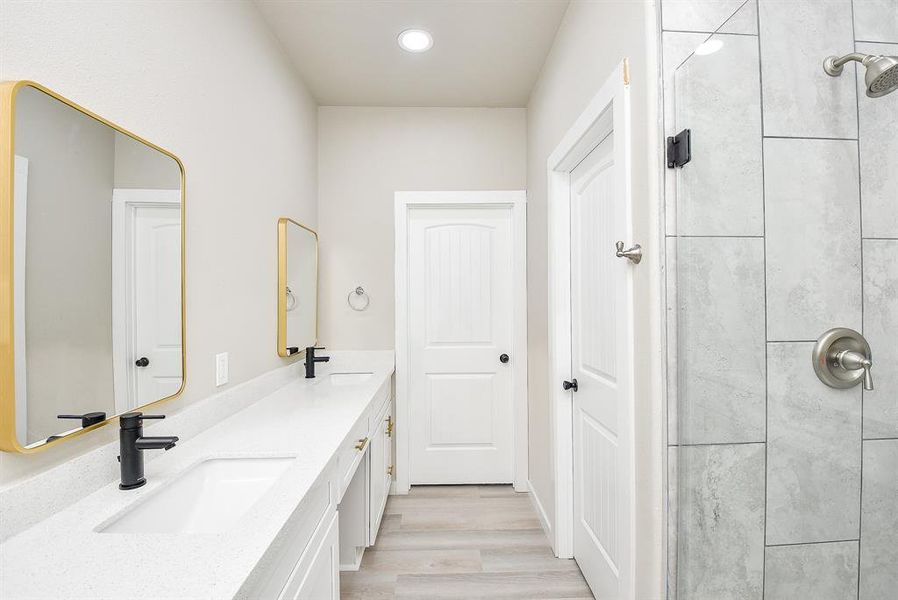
[
  {"xmin": 317, "ymin": 107, "xmax": 527, "ymax": 349},
  {"xmin": 525, "ymin": 1, "xmax": 663, "ymax": 596},
  {"xmin": 0, "ymin": 0, "xmax": 317, "ymax": 485}
]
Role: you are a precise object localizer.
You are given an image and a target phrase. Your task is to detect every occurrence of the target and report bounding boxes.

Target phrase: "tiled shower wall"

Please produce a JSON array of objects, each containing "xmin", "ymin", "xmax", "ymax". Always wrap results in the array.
[{"xmin": 661, "ymin": 1, "xmax": 898, "ymax": 598}]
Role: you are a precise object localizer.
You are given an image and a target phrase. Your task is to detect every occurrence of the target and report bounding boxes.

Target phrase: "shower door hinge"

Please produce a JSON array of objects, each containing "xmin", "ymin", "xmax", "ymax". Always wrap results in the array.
[{"xmin": 667, "ymin": 128, "xmax": 691, "ymax": 168}]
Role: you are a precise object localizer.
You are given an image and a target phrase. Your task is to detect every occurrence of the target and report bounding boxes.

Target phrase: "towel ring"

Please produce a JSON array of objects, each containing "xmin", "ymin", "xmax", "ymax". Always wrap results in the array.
[
  {"xmin": 285, "ymin": 285, "xmax": 297, "ymax": 312},
  {"xmin": 348, "ymin": 286, "xmax": 370, "ymax": 311}
]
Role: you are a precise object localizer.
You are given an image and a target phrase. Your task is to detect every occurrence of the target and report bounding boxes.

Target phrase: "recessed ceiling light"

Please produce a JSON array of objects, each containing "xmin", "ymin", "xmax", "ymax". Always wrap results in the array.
[{"xmin": 398, "ymin": 29, "xmax": 433, "ymax": 53}]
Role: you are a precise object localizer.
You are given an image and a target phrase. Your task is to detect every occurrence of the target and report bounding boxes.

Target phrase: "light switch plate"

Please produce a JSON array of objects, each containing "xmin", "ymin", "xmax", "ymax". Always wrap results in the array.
[{"xmin": 215, "ymin": 352, "xmax": 229, "ymax": 387}]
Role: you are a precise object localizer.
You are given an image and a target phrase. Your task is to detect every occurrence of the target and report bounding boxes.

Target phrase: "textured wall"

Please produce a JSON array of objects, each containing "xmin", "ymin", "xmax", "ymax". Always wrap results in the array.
[
  {"xmin": 662, "ymin": 1, "xmax": 898, "ymax": 598},
  {"xmin": 0, "ymin": 0, "xmax": 318, "ymax": 485}
]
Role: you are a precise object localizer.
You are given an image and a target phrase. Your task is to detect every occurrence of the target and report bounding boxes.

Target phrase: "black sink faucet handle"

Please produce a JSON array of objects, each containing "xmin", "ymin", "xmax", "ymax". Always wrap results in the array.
[{"xmin": 57, "ymin": 412, "xmax": 107, "ymax": 428}]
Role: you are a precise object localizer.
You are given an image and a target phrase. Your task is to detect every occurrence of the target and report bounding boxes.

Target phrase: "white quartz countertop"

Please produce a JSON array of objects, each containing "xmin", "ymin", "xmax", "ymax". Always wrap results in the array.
[{"xmin": 0, "ymin": 351, "xmax": 394, "ymax": 599}]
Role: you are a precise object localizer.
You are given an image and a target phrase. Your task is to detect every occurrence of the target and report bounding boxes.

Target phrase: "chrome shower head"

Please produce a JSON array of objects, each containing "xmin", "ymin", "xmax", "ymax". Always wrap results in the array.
[{"xmin": 824, "ymin": 53, "xmax": 898, "ymax": 98}]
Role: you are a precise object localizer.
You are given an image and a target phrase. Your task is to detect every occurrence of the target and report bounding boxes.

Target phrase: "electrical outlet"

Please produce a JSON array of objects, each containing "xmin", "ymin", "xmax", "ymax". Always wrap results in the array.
[{"xmin": 215, "ymin": 352, "xmax": 229, "ymax": 387}]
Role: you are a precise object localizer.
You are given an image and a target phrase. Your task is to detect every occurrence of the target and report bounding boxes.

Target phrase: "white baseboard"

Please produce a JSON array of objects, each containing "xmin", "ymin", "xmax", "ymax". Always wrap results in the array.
[{"xmin": 527, "ymin": 478, "xmax": 554, "ymax": 552}]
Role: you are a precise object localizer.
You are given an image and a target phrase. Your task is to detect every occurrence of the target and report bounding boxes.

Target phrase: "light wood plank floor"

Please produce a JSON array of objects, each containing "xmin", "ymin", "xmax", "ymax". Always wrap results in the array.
[{"xmin": 341, "ymin": 485, "xmax": 594, "ymax": 600}]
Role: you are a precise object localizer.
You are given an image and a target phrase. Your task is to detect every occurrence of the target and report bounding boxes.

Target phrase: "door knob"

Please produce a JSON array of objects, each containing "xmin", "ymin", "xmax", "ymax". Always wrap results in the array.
[
  {"xmin": 135, "ymin": 357, "xmax": 150, "ymax": 367},
  {"xmin": 563, "ymin": 379, "xmax": 578, "ymax": 392},
  {"xmin": 499, "ymin": 353, "xmax": 510, "ymax": 364},
  {"xmin": 615, "ymin": 241, "xmax": 643, "ymax": 264}
]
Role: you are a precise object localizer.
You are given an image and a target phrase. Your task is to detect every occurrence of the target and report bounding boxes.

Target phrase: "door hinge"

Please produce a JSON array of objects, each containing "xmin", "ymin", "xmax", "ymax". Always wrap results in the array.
[
  {"xmin": 386, "ymin": 416, "xmax": 393, "ymax": 437},
  {"xmin": 387, "ymin": 465, "xmax": 394, "ymax": 476},
  {"xmin": 666, "ymin": 128, "xmax": 691, "ymax": 168}
]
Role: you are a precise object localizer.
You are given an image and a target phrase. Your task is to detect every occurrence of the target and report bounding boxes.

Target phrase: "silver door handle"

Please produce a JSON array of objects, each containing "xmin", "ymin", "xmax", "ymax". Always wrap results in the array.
[{"xmin": 615, "ymin": 241, "xmax": 642, "ymax": 264}]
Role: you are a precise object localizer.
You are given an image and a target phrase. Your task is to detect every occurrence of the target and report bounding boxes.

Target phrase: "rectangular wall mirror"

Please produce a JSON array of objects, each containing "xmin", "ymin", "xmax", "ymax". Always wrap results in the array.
[
  {"xmin": 277, "ymin": 218, "xmax": 318, "ymax": 357},
  {"xmin": 0, "ymin": 81, "xmax": 185, "ymax": 452}
]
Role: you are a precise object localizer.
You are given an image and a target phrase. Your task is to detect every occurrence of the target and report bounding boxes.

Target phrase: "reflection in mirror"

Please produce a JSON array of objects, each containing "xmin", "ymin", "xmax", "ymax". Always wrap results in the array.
[
  {"xmin": 277, "ymin": 219, "xmax": 318, "ymax": 357},
  {"xmin": 7, "ymin": 84, "xmax": 184, "ymax": 449}
]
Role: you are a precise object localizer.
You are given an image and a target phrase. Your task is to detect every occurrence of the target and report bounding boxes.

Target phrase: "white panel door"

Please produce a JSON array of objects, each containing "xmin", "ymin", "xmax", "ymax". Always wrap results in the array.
[
  {"xmin": 407, "ymin": 205, "xmax": 515, "ymax": 484},
  {"xmin": 570, "ymin": 133, "xmax": 634, "ymax": 597},
  {"xmin": 133, "ymin": 205, "xmax": 182, "ymax": 407}
]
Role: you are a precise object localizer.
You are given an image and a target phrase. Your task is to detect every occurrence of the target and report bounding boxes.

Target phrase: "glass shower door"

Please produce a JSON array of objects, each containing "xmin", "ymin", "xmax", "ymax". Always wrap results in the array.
[{"xmin": 668, "ymin": 0, "xmax": 897, "ymax": 598}]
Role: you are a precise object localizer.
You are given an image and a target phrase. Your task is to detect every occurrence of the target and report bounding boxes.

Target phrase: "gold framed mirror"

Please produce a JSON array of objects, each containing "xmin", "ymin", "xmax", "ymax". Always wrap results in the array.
[
  {"xmin": 277, "ymin": 218, "xmax": 318, "ymax": 358},
  {"xmin": 0, "ymin": 81, "xmax": 186, "ymax": 452}
]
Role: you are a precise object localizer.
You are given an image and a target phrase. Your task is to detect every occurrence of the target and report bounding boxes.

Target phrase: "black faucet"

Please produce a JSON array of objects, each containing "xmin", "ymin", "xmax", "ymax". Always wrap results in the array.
[
  {"xmin": 304, "ymin": 346, "xmax": 330, "ymax": 378},
  {"xmin": 118, "ymin": 412, "xmax": 179, "ymax": 490}
]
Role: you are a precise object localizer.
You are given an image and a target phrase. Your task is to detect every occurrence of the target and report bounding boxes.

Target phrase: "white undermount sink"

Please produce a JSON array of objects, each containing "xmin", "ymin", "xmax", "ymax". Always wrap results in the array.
[
  {"xmin": 98, "ymin": 456, "xmax": 295, "ymax": 534},
  {"xmin": 327, "ymin": 372, "xmax": 373, "ymax": 386}
]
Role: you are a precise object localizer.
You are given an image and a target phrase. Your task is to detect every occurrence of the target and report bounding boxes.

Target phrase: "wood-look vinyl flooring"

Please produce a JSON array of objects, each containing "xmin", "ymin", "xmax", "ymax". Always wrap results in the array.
[{"xmin": 340, "ymin": 485, "xmax": 594, "ymax": 600}]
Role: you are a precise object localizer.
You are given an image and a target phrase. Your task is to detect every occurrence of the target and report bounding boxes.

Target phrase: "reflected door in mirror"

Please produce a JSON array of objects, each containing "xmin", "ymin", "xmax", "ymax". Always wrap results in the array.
[{"xmin": 0, "ymin": 82, "xmax": 185, "ymax": 451}]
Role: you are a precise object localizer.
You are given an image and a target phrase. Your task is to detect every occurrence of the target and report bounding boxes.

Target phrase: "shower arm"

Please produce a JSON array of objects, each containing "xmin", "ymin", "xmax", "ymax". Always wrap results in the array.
[{"xmin": 824, "ymin": 53, "xmax": 870, "ymax": 76}]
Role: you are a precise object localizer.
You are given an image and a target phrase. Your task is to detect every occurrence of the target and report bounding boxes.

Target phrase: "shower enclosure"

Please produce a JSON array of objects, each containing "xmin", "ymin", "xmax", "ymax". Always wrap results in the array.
[{"xmin": 662, "ymin": 1, "xmax": 897, "ymax": 598}]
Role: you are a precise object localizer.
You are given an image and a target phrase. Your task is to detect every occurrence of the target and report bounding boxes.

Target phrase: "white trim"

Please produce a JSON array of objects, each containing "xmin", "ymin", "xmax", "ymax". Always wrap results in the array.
[
  {"xmin": 527, "ymin": 478, "xmax": 552, "ymax": 539},
  {"xmin": 111, "ymin": 188, "xmax": 180, "ymax": 414},
  {"xmin": 394, "ymin": 190, "xmax": 529, "ymax": 495},
  {"xmin": 546, "ymin": 60, "xmax": 635, "ymax": 591}
]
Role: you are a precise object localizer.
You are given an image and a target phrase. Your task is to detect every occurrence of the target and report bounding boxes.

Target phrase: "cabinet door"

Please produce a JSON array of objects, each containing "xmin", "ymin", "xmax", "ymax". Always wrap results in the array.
[
  {"xmin": 368, "ymin": 420, "xmax": 385, "ymax": 546},
  {"xmin": 369, "ymin": 402, "xmax": 393, "ymax": 545},
  {"xmin": 283, "ymin": 511, "xmax": 339, "ymax": 600}
]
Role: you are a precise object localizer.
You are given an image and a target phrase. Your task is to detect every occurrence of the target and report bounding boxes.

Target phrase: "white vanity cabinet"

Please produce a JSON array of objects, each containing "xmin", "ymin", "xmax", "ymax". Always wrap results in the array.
[
  {"xmin": 280, "ymin": 511, "xmax": 340, "ymax": 600},
  {"xmin": 241, "ymin": 380, "xmax": 395, "ymax": 600},
  {"xmin": 337, "ymin": 384, "xmax": 394, "ymax": 570},
  {"xmin": 368, "ymin": 399, "xmax": 393, "ymax": 545}
]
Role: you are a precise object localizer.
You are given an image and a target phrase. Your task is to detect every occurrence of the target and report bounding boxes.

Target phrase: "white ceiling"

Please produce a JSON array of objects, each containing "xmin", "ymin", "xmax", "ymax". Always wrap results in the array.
[{"xmin": 253, "ymin": 0, "xmax": 570, "ymax": 107}]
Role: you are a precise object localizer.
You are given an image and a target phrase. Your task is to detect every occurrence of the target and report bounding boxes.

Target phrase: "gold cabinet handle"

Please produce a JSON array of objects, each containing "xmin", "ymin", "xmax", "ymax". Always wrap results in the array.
[{"xmin": 354, "ymin": 437, "xmax": 369, "ymax": 451}]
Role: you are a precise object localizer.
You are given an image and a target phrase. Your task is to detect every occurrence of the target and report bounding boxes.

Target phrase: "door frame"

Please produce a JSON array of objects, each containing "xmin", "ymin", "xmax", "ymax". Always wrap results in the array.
[
  {"xmin": 394, "ymin": 190, "xmax": 528, "ymax": 495},
  {"xmin": 546, "ymin": 59, "xmax": 636, "ymax": 584},
  {"xmin": 111, "ymin": 188, "xmax": 181, "ymax": 414}
]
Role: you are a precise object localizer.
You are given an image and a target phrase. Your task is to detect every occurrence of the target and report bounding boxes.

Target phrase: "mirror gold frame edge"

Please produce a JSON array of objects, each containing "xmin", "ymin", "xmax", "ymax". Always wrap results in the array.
[
  {"xmin": 0, "ymin": 80, "xmax": 187, "ymax": 453},
  {"xmin": 277, "ymin": 217, "xmax": 319, "ymax": 359}
]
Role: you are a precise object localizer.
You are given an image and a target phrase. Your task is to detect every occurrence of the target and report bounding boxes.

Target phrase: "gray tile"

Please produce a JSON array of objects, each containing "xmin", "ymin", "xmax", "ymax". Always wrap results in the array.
[
  {"xmin": 675, "ymin": 34, "xmax": 764, "ymax": 236},
  {"xmin": 863, "ymin": 240, "xmax": 898, "ymax": 439},
  {"xmin": 764, "ymin": 541, "xmax": 859, "ymax": 600},
  {"xmin": 764, "ymin": 138, "xmax": 862, "ymax": 341},
  {"xmin": 859, "ymin": 439, "xmax": 898, "ymax": 600},
  {"xmin": 676, "ymin": 443, "xmax": 765, "ymax": 600},
  {"xmin": 677, "ymin": 237, "xmax": 766, "ymax": 444},
  {"xmin": 759, "ymin": 0, "xmax": 857, "ymax": 138},
  {"xmin": 667, "ymin": 449, "xmax": 679, "ymax": 600},
  {"xmin": 853, "ymin": 0, "xmax": 898, "ymax": 42},
  {"xmin": 719, "ymin": 0, "xmax": 758, "ymax": 35},
  {"xmin": 666, "ymin": 237, "xmax": 679, "ymax": 444},
  {"xmin": 858, "ymin": 42, "xmax": 898, "ymax": 239},
  {"xmin": 662, "ymin": 0, "xmax": 755, "ymax": 33},
  {"xmin": 766, "ymin": 342, "xmax": 862, "ymax": 545}
]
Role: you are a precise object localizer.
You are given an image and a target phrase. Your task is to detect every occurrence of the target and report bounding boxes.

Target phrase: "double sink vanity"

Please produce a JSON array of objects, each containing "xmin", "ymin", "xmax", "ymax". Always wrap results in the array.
[
  {"xmin": 0, "ymin": 81, "xmax": 393, "ymax": 599},
  {"xmin": 0, "ymin": 351, "xmax": 395, "ymax": 599}
]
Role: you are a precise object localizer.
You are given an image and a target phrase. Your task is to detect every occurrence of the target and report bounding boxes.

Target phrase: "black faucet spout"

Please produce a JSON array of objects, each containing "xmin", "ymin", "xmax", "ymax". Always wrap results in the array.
[
  {"xmin": 135, "ymin": 436, "xmax": 179, "ymax": 451},
  {"xmin": 304, "ymin": 346, "xmax": 330, "ymax": 378},
  {"xmin": 118, "ymin": 412, "xmax": 178, "ymax": 490}
]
